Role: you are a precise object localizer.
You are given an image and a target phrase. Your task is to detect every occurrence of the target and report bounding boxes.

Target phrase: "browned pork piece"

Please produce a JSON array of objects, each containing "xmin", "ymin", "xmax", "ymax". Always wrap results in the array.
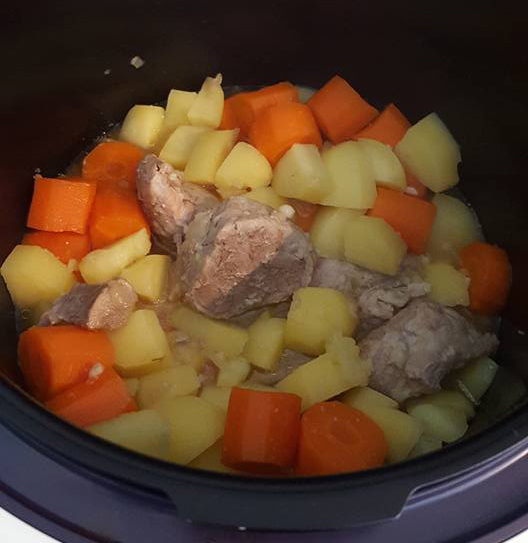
[
  {"xmin": 310, "ymin": 255, "xmax": 430, "ymax": 336},
  {"xmin": 39, "ymin": 278, "xmax": 137, "ymax": 330},
  {"xmin": 136, "ymin": 155, "xmax": 218, "ymax": 255},
  {"xmin": 358, "ymin": 298, "xmax": 499, "ymax": 402},
  {"xmin": 177, "ymin": 197, "xmax": 316, "ymax": 319}
]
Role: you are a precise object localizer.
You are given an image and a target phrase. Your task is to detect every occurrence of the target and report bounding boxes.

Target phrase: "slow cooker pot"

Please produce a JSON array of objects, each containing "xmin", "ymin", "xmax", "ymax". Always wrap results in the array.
[{"xmin": 1, "ymin": 1, "xmax": 528, "ymax": 540}]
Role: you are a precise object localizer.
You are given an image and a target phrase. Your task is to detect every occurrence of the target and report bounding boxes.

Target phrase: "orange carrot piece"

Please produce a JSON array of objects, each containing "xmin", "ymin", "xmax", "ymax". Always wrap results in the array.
[
  {"xmin": 219, "ymin": 96, "xmax": 241, "ymax": 130},
  {"xmin": 88, "ymin": 187, "xmax": 150, "ymax": 249},
  {"xmin": 22, "ymin": 231, "xmax": 91, "ymax": 265},
  {"xmin": 82, "ymin": 141, "xmax": 145, "ymax": 192},
  {"xmin": 355, "ymin": 103, "xmax": 410, "ymax": 147},
  {"xmin": 231, "ymin": 82, "xmax": 298, "ymax": 136},
  {"xmin": 18, "ymin": 325, "xmax": 115, "ymax": 401},
  {"xmin": 45, "ymin": 367, "xmax": 134, "ymax": 427},
  {"xmin": 307, "ymin": 76, "xmax": 378, "ymax": 144},
  {"xmin": 287, "ymin": 199, "xmax": 320, "ymax": 232},
  {"xmin": 295, "ymin": 401, "xmax": 387, "ymax": 477},
  {"xmin": 222, "ymin": 387, "xmax": 302, "ymax": 473},
  {"xmin": 459, "ymin": 242, "xmax": 512, "ymax": 315},
  {"xmin": 27, "ymin": 177, "xmax": 97, "ymax": 234},
  {"xmin": 368, "ymin": 187, "xmax": 436, "ymax": 254},
  {"xmin": 249, "ymin": 102, "xmax": 322, "ymax": 166},
  {"xmin": 404, "ymin": 169, "xmax": 429, "ymax": 199}
]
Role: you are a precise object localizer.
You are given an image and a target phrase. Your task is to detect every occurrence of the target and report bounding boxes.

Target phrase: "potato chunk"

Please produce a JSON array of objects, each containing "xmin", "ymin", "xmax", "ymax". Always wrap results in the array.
[
  {"xmin": 427, "ymin": 194, "xmax": 481, "ymax": 264},
  {"xmin": 343, "ymin": 216, "xmax": 406, "ymax": 275},
  {"xmin": 120, "ymin": 254, "xmax": 170, "ymax": 303},
  {"xmin": 357, "ymin": 139, "xmax": 406, "ymax": 191},
  {"xmin": 79, "ymin": 228, "xmax": 151, "ymax": 284},
  {"xmin": 215, "ymin": 142, "xmax": 272, "ymax": 190},
  {"xmin": 243, "ymin": 315, "xmax": 286, "ymax": 371},
  {"xmin": 162, "ymin": 90, "xmax": 198, "ymax": 134},
  {"xmin": 424, "ymin": 262, "xmax": 469, "ymax": 307},
  {"xmin": 154, "ymin": 396, "xmax": 225, "ymax": 464},
  {"xmin": 108, "ymin": 309, "xmax": 169, "ymax": 377},
  {"xmin": 321, "ymin": 141, "xmax": 377, "ymax": 209},
  {"xmin": 395, "ymin": 113, "xmax": 461, "ymax": 192},
  {"xmin": 341, "ymin": 386, "xmax": 399, "ymax": 411},
  {"xmin": 119, "ymin": 105, "xmax": 165, "ymax": 151},
  {"xmin": 310, "ymin": 207, "xmax": 365, "ymax": 259},
  {"xmin": 410, "ymin": 390, "xmax": 475, "ymax": 420},
  {"xmin": 409, "ymin": 435, "xmax": 443, "ymax": 457},
  {"xmin": 444, "ymin": 356, "xmax": 499, "ymax": 403},
  {"xmin": 284, "ymin": 287, "xmax": 357, "ymax": 356},
  {"xmin": 137, "ymin": 366, "xmax": 200, "ymax": 408},
  {"xmin": 272, "ymin": 143, "xmax": 330, "ymax": 203},
  {"xmin": 200, "ymin": 385, "xmax": 233, "ymax": 413},
  {"xmin": 183, "ymin": 129, "xmax": 239, "ymax": 185},
  {"xmin": 243, "ymin": 187, "xmax": 286, "ymax": 209},
  {"xmin": 170, "ymin": 306, "xmax": 248, "ymax": 359},
  {"xmin": 216, "ymin": 356, "xmax": 251, "ymax": 387},
  {"xmin": 406, "ymin": 402, "xmax": 467, "ymax": 443},
  {"xmin": 189, "ymin": 440, "xmax": 240, "ymax": 474},
  {"xmin": 1, "ymin": 245, "xmax": 75, "ymax": 308},
  {"xmin": 88, "ymin": 410, "xmax": 169, "ymax": 460},
  {"xmin": 187, "ymin": 74, "xmax": 224, "ymax": 129},
  {"xmin": 159, "ymin": 125, "xmax": 211, "ymax": 169},
  {"xmin": 167, "ymin": 337, "xmax": 207, "ymax": 371}
]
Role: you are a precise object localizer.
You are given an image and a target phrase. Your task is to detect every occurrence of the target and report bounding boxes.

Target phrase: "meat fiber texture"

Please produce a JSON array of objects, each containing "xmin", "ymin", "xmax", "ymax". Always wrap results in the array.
[
  {"xmin": 136, "ymin": 155, "xmax": 218, "ymax": 255},
  {"xmin": 310, "ymin": 255, "xmax": 431, "ymax": 337},
  {"xmin": 359, "ymin": 298, "xmax": 499, "ymax": 402},
  {"xmin": 177, "ymin": 197, "xmax": 316, "ymax": 320},
  {"xmin": 39, "ymin": 278, "xmax": 137, "ymax": 331}
]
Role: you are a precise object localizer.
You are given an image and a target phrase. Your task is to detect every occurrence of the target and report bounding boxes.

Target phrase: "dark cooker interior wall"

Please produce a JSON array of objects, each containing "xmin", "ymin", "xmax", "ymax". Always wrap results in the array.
[{"xmin": 0, "ymin": 1, "xmax": 526, "ymax": 387}]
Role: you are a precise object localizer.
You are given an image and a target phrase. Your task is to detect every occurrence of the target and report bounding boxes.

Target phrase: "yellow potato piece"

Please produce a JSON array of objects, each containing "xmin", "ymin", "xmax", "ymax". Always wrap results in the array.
[
  {"xmin": 395, "ymin": 112, "xmax": 461, "ymax": 193},
  {"xmin": 162, "ymin": 90, "xmax": 198, "ymax": 134},
  {"xmin": 184, "ymin": 129, "xmax": 239, "ymax": 185},
  {"xmin": 159, "ymin": 125, "xmax": 211, "ymax": 169},
  {"xmin": 137, "ymin": 366, "xmax": 200, "ymax": 408},
  {"xmin": 408, "ymin": 390, "xmax": 475, "ymax": 420},
  {"xmin": 243, "ymin": 187, "xmax": 286, "ymax": 209},
  {"xmin": 108, "ymin": 309, "xmax": 170, "ymax": 377},
  {"xmin": 310, "ymin": 207, "xmax": 365, "ymax": 260},
  {"xmin": 189, "ymin": 440, "xmax": 240, "ymax": 474},
  {"xmin": 409, "ymin": 435, "xmax": 443, "ymax": 458},
  {"xmin": 124, "ymin": 378, "xmax": 140, "ymax": 397},
  {"xmin": 120, "ymin": 254, "xmax": 170, "ymax": 303},
  {"xmin": 1, "ymin": 245, "xmax": 75, "ymax": 308},
  {"xmin": 357, "ymin": 138, "xmax": 406, "ymax": 191},
  {"xmin": 243, "ymin": 316, "xmax": 286, "ymax": 371},
  {"xmin": 341, "ymin": 386, "xmax": 399, "ymax": 411},
  {"xmin": 119, "ymin": 105, "xmax": 165, "ymax": 151},
  {"xmin": 406, "ymin": 402, "xmax": 467, "ymax": 443},
  {"xmin": 284, "ymin": 287, "xmax": 357, "ymax": 356},
  {"xmin": 167, "ymin": 337, "xmax": 207, "ymax": 371},
  {"xmin": 321, "ymin": 141, "xmax": 377, "ymax": 209},
  {"xmin": 187, "ymin": 74, "xmax": 224, "ymax": 129},
  {"xmin": 216, "ymin": 356, "xmax": 251, "ymax": 388},
  {"xmin": 424, "ymin": 262, "xmax": 469, "ymax": 307},
  {"xmin": 79, "ymin": 228, "xmax": 151, "ymax": 284},
  {"xmin": 344, "ymin": 216, "xmax": 406, "ymax": 275},
  {"xmin": 200, "ymin": 386, "xmax": 233, "ymax": 413},
  {"xmin": 215, "ymin": 142, "xmax": 272, "ymax": 190}
]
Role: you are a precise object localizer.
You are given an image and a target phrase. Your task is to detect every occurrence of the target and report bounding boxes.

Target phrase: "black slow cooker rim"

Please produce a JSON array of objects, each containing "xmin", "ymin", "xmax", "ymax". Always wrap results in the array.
[{"xmin": 1, "ymin": 371, "xmax": 527, "ymax": 496}]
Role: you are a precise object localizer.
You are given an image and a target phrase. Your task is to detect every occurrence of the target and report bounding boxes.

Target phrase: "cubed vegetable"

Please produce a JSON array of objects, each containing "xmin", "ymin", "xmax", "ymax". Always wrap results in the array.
[
  {"xmin": 108, "ymin": 309, "xmax": 170, "ymax": 377},
  {"xmin": 216, "ymin": 356, "xmax": 251, "ymax": 388},
  {"xmin": 443, "ymin": 357, "xmax": 499, "ymax": 403},
  {"xmin": 79, "ymin": 228, "xmax": 151, "ymax": 284},
  {"xmin": 187, "ymin": 74, "xmax": 224, "ymax": 129},
  {"xmin": 170, "ymin": 306, "xmax": 248, "ymax": 359},
  {"xmin": 119, "ymin": 105, "xmax": 165, "ymax": 151},
  {"xmin": 183, "ymin": 129, "xmax": 239, "ymax": 185},
  {"xmin": 243, "ymin": 187, "xmax": 286, "ymax": 209},
  {"xmin": 395, "ymin": 113, "xmax": 461, "ymax": 192},
  {"xmin": 321, "ymin": 141, "xmax": 377, "ymax": 209},
  {"xmin": 343, "ymin": 215, "xmax": 406, "ymax": 275},
  {"xmin": 284, "ymin": 287, "xmax": 357, "ymax": 356},
  {"xmin": 159, "ymin": 125, "xmax": 211, "ymax": 169},
  {"xmin": 124, "ymin": 378, "xmax": 140, "ymax": 397},
  {"xmin": 120, "ymin": 254, "xmax": 170, "ymax": 303},
  {"xmin": 167, "ymin": 337, "xmax": 207, "ymax": 371},
  {"xmin": 357, "ymin": 139, "xmax": 406, "ymax": 191},
  {"xmin": 341, "ymin": 386, "xmax": 399, "ymax": 411},
  {"xmin": 406, "ymin": 402, "xmax": 467, "ymax": 443},
  {"xmin": 243, "ymin": 315, "xmax": 286, "ymax": 371},
  {"xmin": 408, "ymin": 390, "xmax": 475, "ymax": 420},
  {"xmin": 200, "ymin": 386, "xmax": 233, "ymax": 413},
  {"xmin": 409, "ymin": 435, "xmax": 443, "ymax": 458},
  {"xmin": 309, "ymin": 207, "xmax": 365, "ymax": 259},
  {"xmin": 424, "ymin": 262, "xmax": 470, "ymax": 307},
  {"xmin": 162, "ymin": 89, "xmax": 198, "ymax": 134},
  {"xmin": 272, "ymin": 143, "xmax": 330, "ymax": 203},
  {"xmin": 189, "ymin": 440, "xmax": 240, "ymax": 474},
  {"xmin": 1, "ymin": 245, "xmax": 75, "ymax": 308},
  {"xmin": 137, "ymin": 366, "xmax": 200, "ymax": 408}
]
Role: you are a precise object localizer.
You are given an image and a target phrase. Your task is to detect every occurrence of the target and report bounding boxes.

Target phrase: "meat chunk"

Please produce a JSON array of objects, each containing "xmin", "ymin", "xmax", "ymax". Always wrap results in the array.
[
  {"xmin": 177, "ymin": 197, "xmax": 316, "ymax": 319},
  {"xmin": 251, "ymin": 349, "xmax": 312, "ymax": 386},
  {"xmin": 39, "ymin": 278, "xmax": 137, "ymax": 331},
  {"xmin": 310, "ymin": 255, "xmax": 430, "ymax": 336},
  {"xmin": 136, "ymin": 155, "xmax": 218, "ymax": 255},
  {"xmin": 358, "ymin": 298, "xmax": 499, "ymax": 402}
]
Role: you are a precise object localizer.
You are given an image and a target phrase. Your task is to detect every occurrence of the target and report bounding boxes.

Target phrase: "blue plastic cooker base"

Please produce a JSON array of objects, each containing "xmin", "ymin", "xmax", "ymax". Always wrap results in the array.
[{"xmin": 1, "ymin": 422, "xmax": 528, "ymax": 543}]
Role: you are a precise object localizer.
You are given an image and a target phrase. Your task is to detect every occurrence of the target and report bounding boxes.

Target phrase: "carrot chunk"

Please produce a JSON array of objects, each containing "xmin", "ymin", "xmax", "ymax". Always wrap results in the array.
[
  {"xmin": 355, "ymin": 103, "xmax": 410, "ymax": 147},
  {"xmin": 22, "ymin": 231, "xmax": 91, "ymax": 265},
  {"xmin": 287, "ymin": 199, "xmax": 320, "ymax": 232},
  {"xmin": 404, "ymin": 169, "xmax": 429, "ymax": 199},
  {"xmin": 307, "ymin": 76, "xmax": 378, "ymax": 144}
]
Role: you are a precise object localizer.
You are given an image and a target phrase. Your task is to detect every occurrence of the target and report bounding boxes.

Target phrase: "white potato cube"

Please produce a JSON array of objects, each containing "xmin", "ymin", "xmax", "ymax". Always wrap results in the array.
[
  {"xmin": 357, "ymin": 138, "xmax": 406, "ymax": 191},
  {"xmin": 187, "ymin": 74, "xmax": 224, "ymax": 129},
  {"xmin": 427, "ymin": 194, "xmax": 482, "ymax": 264},
  {"xmin": 272, "ymin": 143, "xmax": 330, "ymax": 203},
  {"xmin": 243, "ymin": 315, "xmax": 286, "ymax": 371},
  {"xmin": 163, "ymin": 90, "xmax": 198, "ymax": 134},
  {"xmin": 410, "ymin": 390, "xmax": 475, "ymax": 420},
  {"xmin": 310, "ymin": 207, "xmax": 365, "ymax": 259},
  {"xmin": 243, "ymin": 187, "xmax": 286, "ymax": 209},
  {"xmin": 321, "ymin": 141, "xmax": 377, "ymax": 209},
  {"xmin": 137, "ymin": 366, "xmax": 200, "ymax": 408},
  {"xmin": 344, "ymin": 216, "xmax": 407, "ymax": 275},
  {"xmin": 406, "ymin": 402, "xmax": 467, "ymax": 443},
  {"xmin": 424, "ymin": 262, "xmax": 469, "ymax": 307},
  {"xmin": 216, "ymin": 356, "xmax": 251, "ymax": 387},
  {"xmin": 120, "ymin": 254, "xmax": 170, "ymax": 303},
  {"xmin": 395, "ymin": 113, "xmax": 461, "ymax": 192},
  {"xmin": 79, "ymin": 228, "xmax": 151, "ymax": 284},
  {"xmin": 215, "ymin": 142, "xmax": 272, "ymax": 190},
  {"xmin": 159, "ymin": 125, "xmax": 211, "ymax": 169},
  {"xmin": 184, "ymin": 129, "xmax": 239, "ymax": 185},
  {"xmin": 119, "ymin": 105, "xmax": 165, "ymax": 151}
]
